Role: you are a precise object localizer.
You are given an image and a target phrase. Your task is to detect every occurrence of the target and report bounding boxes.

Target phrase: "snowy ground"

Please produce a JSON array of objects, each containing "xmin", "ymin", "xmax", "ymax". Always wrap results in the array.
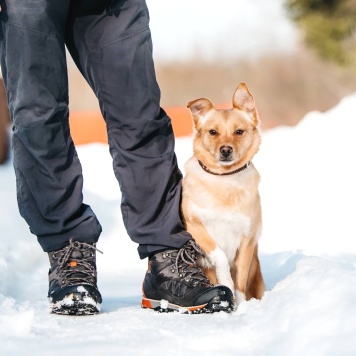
[{"xmin": 1, "ymin": 95, "xmax": 356, "ymax": 355}]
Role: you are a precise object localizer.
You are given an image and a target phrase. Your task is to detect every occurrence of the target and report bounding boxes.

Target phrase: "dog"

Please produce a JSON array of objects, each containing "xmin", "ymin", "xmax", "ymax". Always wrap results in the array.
[{"xmin": 181, "ymin": 82, "xmax": 265, "ymax": 306}]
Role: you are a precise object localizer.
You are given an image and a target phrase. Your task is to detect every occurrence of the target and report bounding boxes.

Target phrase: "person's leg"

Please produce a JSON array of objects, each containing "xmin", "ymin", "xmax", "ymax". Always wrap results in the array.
[
  {"xmin": 0, "ymin": 0, "xmax": 102, "ymax": 252},
  {"xmin": 0, "ymin": 77, "xmax": 9, "ymax": 164},
  {"xmin": 0, "ymin": 0, "xmax": 103, "ymax": 315},
  {"xmin": 65, "ymin": 0, "xmax": 191, "ymax": 259},
  {"xmin": 64, "ymin": 0, "xmax": 234, "ymax": 313}
]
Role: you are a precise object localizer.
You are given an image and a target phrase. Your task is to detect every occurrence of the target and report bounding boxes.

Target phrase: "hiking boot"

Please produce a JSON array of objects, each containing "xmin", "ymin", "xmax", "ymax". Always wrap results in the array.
[
  {"xmin": 47, "ymin": 238, "xmax": 102, "ymax": 315},
  {"xmin": 141, "ymin": 240, "xmax": 234, "ymax": 313}
]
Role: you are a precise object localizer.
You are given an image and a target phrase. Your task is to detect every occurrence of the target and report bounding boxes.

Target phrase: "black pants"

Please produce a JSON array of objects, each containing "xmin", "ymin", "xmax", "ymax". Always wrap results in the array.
[{"xmin": 0, "ymin": 0, "xmax": 191, "ymax": 258}]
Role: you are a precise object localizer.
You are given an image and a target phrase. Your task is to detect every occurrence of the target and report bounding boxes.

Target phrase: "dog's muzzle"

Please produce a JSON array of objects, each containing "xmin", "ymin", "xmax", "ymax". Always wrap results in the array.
[{"xmin": 220, "ymin": 146, "xmax": 233, "ymax": 161}]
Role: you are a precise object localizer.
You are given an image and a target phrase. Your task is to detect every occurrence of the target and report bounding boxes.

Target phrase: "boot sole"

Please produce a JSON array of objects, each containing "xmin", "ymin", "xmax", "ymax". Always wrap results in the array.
[
  {"xmin": 50, "ymin": 292, "xmax": 101, "ymax": 316},
  {"xmin": 141, "ymin": 296, "xmax": 233, "ymax": 314}
]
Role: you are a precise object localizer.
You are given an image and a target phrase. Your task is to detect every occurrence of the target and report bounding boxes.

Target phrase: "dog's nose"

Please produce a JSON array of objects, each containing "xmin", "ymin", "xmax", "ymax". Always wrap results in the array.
[{"xmin": 220, "ymin": 146, "xmax": 233, "ymax": 157}]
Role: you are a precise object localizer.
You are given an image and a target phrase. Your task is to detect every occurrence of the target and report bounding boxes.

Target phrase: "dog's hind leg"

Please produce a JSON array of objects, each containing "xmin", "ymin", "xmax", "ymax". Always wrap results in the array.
[
  {"xmin": 234, "ymin": 237, "xmax": 257, "ymax": 305},
  {"xmin": 247, "ymin": 248, "xmax": 265, "ymax": 300}
]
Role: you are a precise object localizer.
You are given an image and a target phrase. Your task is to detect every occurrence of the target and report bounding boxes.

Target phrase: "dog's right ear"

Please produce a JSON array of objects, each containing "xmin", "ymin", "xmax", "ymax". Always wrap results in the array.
[
  {"xmin": 233, "ymin": 83, "xmax": 260, "ymax": 127},
  {"xmin": 233, "ymin": 83, "xmax": 255, "ymax": 112},
  {"xmin": 187, "ymin": 99, "xmax": 215, "ymax": 126}
]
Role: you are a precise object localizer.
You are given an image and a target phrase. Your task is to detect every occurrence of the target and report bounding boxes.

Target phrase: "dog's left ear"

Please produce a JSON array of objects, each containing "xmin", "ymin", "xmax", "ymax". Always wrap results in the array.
[
  {"xmin": 233, "ymin": 83, "xmax": 259, "ymax": 126},
  {"xmin": 187, "ymin": 98, "xmax": 215, "ymax": 127}
]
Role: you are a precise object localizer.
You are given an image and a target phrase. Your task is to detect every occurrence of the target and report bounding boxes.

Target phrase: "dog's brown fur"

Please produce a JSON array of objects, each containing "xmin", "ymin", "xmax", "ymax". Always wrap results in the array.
[{"xmin": 182, "ymin": 83, "xmax": 265, "ymax": 305}]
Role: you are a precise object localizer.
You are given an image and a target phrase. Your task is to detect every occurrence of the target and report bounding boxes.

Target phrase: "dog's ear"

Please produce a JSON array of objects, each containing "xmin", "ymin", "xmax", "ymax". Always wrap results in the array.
[
  {"xmin": 233, "ymin": 83, "xmax": 259, "ymax": 126},
  {"xmin": 233, "ymin": 83, "xmax": 255, "ymax": 112},
  {"xmin": 187, "ymin": 99, "xmax": 215, "ymax": 126}
]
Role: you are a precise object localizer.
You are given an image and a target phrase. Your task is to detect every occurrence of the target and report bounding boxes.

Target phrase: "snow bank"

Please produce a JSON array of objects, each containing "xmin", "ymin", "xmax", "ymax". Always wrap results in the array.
[
  {"xmin": 1, "ymin": 95, "xmax": 356, "ymax": 355},
  {"xmin": 255, "ymin": 94, "xmax": 356, "ymax": 256}
]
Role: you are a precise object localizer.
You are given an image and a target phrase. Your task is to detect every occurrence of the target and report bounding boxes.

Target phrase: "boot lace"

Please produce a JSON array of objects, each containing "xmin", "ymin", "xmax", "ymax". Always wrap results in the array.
[
  {"xmin": 163, "ymin": 240, "xmax": 212, "ymax": 287},
  {"xmin": 49, "ymin": 238, "xmax": 103, "ymax": 287}
]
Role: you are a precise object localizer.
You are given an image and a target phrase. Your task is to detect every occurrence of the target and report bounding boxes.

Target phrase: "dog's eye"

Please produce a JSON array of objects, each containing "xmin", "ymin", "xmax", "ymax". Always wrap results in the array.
[
  {"xmin": 235, "ymin": 129, "xmax": 244, "ymax": 135},
  {"xmin": 209, "ymin": 130, "xmax": 218, "ymax": 136}
]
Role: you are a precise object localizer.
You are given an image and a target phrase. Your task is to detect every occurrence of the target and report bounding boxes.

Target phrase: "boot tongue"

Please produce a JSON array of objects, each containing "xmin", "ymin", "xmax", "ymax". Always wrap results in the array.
[
  {"xmin": 70, "ymin": 250, "xmax": 83, "ymax": 259},
  {"xmin": 69, "ymin": 250, "xmax": 86, "ymax": 277}
]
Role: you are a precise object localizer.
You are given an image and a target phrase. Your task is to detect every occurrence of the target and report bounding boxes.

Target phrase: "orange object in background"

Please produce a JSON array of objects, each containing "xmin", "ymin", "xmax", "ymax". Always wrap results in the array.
[
  {"xmin": 69, "ymin": 111, "xmax": 108, "ymax": 145},
  {"xmin": 165, "ymin": 106, "xmax": 193, "ymax": 137},
  {"xmin": 69, "ymin": 107, "xmax": 194, "ymax": 145}
]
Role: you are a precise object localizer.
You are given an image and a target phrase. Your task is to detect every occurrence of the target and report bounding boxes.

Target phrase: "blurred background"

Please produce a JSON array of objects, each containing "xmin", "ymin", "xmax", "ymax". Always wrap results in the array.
[{"xmin": 1, "ymin": 0, "xmax": 356, "ymax": 162}]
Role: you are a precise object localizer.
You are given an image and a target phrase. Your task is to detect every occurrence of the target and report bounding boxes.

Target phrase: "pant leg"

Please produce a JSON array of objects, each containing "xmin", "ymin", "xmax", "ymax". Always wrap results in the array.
[
  {"xmin": 0, "ymin": 0, "xmax": 102, "ymax": 252},
  {"xmin": 66, "ymin": 0, "xmax": 191, "ymax": 259},
  {"xmin": 0, "ymin": 77, "xmax": 9, "ymax": 164}
]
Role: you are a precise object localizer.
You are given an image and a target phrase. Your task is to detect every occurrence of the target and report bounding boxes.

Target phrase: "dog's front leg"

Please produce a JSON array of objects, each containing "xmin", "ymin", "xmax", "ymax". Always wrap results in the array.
[
  {"xmin": 185, "ymin": 220, "xmax": 235, "ymax": 294},
  {"xmin": 234, "ymin": 237, "xmax": 256, "ymax": 305}
]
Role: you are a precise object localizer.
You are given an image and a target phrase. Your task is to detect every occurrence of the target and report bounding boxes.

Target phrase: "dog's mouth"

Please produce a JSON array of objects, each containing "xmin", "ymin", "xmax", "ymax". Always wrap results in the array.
[
  {"xmin": 219, "ymin": 145, "xmax": 236, "ymax": 164},
  {"xmin": 219, "ymin": 155, "xmax": 234, "ymax": 162}
]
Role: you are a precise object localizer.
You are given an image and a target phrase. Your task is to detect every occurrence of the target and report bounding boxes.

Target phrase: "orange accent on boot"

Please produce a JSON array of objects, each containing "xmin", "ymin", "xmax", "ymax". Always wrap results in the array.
[
  {"xmin": 141, "ymin": 297, "xmax": 152, "ymax": 309},
  {"xmin": 69, "ymin": 261, "xmax": 77, "ymax": 267},
  {"xmin": 186, "ymin": 303, "xmax": 208, "ymax": 312}
]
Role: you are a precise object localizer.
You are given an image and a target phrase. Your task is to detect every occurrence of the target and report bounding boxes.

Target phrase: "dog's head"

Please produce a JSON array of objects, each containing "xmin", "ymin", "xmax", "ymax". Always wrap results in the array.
[{"xmin": 187, "ymin": 83, "xmax": 261, "ymax": 173}]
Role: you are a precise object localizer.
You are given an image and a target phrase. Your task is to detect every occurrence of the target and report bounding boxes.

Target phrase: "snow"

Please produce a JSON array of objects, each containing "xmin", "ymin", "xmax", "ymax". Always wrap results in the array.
[
  {"xmin": 1, "ymin": 95, "xmax": 356, "ymax": 355},
  {"xmin": 160, "ymin": 299, "xmax": 169, "ymax": 310}
]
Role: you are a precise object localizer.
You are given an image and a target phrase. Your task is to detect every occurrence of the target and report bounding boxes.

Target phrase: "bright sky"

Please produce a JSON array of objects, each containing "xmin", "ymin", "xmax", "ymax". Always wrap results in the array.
[{"xmin": 146, "ymin": 0, "xmax": 298, "ymax": 62}]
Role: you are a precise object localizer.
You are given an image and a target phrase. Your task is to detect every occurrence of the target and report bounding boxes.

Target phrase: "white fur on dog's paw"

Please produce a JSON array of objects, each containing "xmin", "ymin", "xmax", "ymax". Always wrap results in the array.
[{"xmin": 208, "ymin": 247, "xmax": 235, "ymax": 293}]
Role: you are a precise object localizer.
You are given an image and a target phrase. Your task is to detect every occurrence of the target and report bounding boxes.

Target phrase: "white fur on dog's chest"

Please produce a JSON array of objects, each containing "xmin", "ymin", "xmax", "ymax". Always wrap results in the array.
[{"xmin": 191, "ymin": 203, "xmax": 251, "ymax": 263}]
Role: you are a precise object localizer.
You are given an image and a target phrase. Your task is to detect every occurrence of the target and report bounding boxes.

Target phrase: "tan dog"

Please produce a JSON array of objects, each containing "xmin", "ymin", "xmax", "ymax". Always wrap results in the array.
[{"xmin": 181, "ymin": 83, "xmax": 265, "ymax": 306}]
